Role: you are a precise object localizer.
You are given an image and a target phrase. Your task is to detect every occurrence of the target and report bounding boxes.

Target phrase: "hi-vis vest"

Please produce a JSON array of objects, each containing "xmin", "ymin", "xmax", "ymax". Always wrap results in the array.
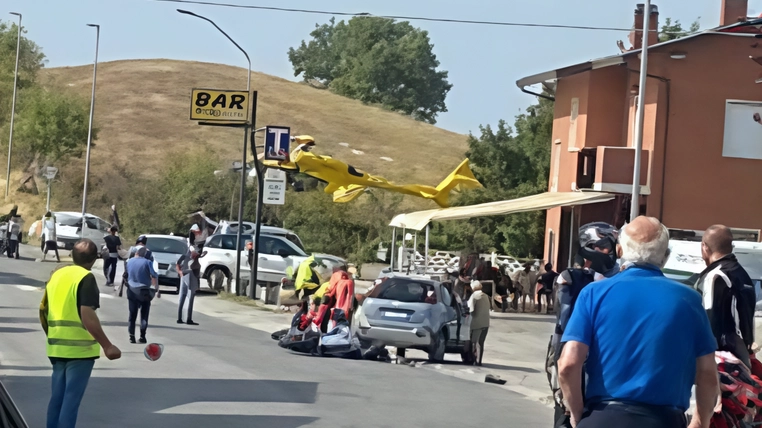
[{"xmin": 46, "ymin": 266, "xmax": 100, "ymax": 358}]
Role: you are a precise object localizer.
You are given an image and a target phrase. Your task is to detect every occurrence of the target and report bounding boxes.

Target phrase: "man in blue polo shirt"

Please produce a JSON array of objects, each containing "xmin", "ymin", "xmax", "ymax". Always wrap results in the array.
[{"xmin": 558, "ymin": 216, "xmax": 719, "ymax": 428}]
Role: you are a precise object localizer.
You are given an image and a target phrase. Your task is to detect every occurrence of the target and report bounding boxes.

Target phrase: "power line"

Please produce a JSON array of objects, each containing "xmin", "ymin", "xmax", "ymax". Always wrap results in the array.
[{"xmin": 152, "ymin": 0, "xmax": 668, "ymax": 33}]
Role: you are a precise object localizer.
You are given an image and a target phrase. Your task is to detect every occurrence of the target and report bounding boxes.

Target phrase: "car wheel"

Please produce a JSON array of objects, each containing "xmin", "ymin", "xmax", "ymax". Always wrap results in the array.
[
  {"xmin": 208, "ymin": 268, "xmax": 226, "ymax": 291},
  {"xmin": 428, "ymin": 331, "xmax": 446, "ymax": 362}
]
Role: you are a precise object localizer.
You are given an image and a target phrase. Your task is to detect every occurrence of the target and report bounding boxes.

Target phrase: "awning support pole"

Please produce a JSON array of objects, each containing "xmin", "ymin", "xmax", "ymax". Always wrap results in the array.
[
  {"xmin": 390, "ymin": 227, "xmax": 396, "ymax": 273},
  {"xmin": 400, "ymin": 227, "xmax": 406, "ymax": 272},
  {"xmin": 424, "ymin": 224, "xmax": 430, "ymax": 274},
  {"xmin": 413, "ymin": 232, "xmax": 418, "ymax": 272}
]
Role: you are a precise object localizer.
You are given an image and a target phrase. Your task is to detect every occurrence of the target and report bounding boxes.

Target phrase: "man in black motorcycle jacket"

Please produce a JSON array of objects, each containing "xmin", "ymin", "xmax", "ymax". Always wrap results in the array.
[{"xmin": 548, "ymin": 222, "xmax": 621, "ymax": 428}]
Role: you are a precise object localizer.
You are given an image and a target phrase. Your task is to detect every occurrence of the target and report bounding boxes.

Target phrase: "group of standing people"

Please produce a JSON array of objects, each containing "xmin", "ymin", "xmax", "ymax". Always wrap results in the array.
[{"xmin": 549, "ymin": 217, "xmax": 757, "ymax": 428}]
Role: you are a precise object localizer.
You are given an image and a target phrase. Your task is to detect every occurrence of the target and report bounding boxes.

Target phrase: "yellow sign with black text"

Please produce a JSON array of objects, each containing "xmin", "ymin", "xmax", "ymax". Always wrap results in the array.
[{"xmin": 189, "ymin": 89, "xmax": 249, "ymax": 123}]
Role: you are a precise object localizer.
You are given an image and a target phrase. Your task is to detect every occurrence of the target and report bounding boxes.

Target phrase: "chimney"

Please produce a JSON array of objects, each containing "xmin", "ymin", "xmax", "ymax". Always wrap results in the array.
[
  {"xmin": 721, "ymin": 0, "xmax": 748, "ymax": 26},
  {"xmin": 629, "ymin": 4, "xmax": 660, "ymax": 50}
]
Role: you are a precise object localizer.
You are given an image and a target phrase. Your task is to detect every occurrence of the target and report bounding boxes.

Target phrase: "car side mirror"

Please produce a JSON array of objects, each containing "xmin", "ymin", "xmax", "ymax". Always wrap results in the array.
[{"xmin": 277, "ymin": 249, "xmax": 289, "ymax": 258}]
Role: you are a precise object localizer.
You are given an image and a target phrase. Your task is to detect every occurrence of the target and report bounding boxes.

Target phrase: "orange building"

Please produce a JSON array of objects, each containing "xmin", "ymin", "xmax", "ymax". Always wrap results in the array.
[{"xmin": 517, "ymin": 0, "xmax": 762, "ymax": 269}]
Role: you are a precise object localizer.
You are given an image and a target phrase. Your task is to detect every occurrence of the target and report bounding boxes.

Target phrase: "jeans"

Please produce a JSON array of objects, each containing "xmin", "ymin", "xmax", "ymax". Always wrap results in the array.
[
  {"xmin": 47, "ymin": 358, "xmax": 95, "ymax": 428},
  {"xmin": 127, "ymin": 287, "xmax": 151, "ymax": 337},
  {"xmin": 7, "ymin": 239, "xmax": 18, "ymax": 258},
  {"xmin": 103, "ymin": 257, "xmax": 118, "ymax": 285},
  {"xmin": 577, "ymin": 402, "xmax": 687, "ymax": 428},
  {"xmin": 178, "ymin": 274, "xmax": 197, "ymax": 321}
]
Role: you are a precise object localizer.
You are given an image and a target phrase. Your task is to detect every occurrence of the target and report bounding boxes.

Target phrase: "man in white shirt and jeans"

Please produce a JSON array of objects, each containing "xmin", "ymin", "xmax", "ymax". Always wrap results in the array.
[{"xmin": 42, "ymin": 212, "xmax": 60, "ymax": 262}]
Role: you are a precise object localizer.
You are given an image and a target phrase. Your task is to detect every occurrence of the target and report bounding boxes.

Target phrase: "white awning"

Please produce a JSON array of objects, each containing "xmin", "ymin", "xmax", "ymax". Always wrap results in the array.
[{"xmin": 389, "ymin": 191, "xmax": 614, "ymax": 231}]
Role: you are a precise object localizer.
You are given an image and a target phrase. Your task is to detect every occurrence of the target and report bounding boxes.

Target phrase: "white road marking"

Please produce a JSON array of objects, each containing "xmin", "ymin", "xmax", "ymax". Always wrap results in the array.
[
  {"xmin": 156, "ymin": 402, "xmax": 316, "ymax": 416},
  {"xmin": 14, "ymin": 285, "xmax": 39, "ymax": 292},
  {"xmin": 100, "ymin": 293, "xmax": 115, "ymax": 299}
]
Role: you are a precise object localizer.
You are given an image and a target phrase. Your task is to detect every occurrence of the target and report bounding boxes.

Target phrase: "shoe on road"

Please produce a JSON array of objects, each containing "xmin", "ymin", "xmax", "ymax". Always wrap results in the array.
[
  {"xmin": 186, "ymin": 320, "xmax": 199, "ymax": 326},
  {"xmin": 139, "ymin": 337, "xmax": 147, "ymax": 344},
  {"xmin": 130, "ymin": 335, "xmax": 136, "ymax": 344},
  {"xmin": 177, "ymin": 319, "xmax": 185, "ymax": 324}
]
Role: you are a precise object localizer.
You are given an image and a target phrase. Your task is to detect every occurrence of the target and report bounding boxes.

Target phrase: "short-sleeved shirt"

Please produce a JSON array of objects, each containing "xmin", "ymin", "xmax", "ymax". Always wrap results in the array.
[
  {"xmin": 562, "ymin": 265, "xmax": 717, "ymax": 411},
  {"xmin": 104, "ymin": 234, "xmax": 122, "ymax": 255},
  {"xmin": 47, "ymin": 272, "xmax": 100, "ymax": 363},
  {"xmin": 126, "ymin": 257, "xmax": 158, "ymax": 288},
  {"xmin": 539, "ymin": 271, "xmax": 558, "ymax": 292}
]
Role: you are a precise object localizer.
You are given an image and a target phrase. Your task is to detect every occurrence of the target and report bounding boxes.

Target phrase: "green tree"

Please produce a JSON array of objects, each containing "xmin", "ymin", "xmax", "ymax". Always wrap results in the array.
[
  {"xmin": 14, "ymin": 87, "xmax": 94, "ymax": 164},
  {"xmin": 659, "ymin": 17, "xmax": 700, "ymax": 42},
  {"xmin": 0, "ymin": 20, "xmax": 46, "ymax": 123},
  {"xmin": 288, "ymin": 17, "xmax": 452, "ymax": 124},
  {"xmin": 439, "ymin": 97, "xmax": 554, "ymax": 258}
]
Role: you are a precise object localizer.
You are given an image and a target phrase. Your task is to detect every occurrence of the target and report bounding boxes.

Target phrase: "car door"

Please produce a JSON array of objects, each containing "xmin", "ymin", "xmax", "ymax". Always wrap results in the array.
[
  {"xmin": 438, "ymin": 285, "xmax": 461, "ymax": 346},
  {"xmin": 199, "ymin": 235, "xmax": 222, "ymax": 275},
  {"xmin": 453, "ymin": 292, "xmax": 471, "ymax": 342},
  {"xmin": 257, "ymin": 236, "xmax": 292, "ymax": 274},
  {"xmin": 218, "ymin": 235, "xmax": 238, "ymax": 273},
  {"xmin": 83, "ymin": 216, "xmax": 103, "ymax": 244}
]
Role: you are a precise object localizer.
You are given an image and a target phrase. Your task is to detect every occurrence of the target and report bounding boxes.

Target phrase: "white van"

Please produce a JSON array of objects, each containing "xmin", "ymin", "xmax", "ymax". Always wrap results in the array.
[{"xmin": 662, "ymin": 239, "xmax": 762, "ymax": 309}]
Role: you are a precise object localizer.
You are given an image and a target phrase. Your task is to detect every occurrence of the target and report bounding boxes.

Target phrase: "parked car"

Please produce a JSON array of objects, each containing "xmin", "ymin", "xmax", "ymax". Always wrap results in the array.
[
  {"xmin": 212, "ymin": 221, "xmax": 306, "ymax": 251},
  {"xmin": 200, "ymin": 233, "xmax": 311, "ymax": 291},
  {"xmin": 46, "ymin": 211, "xmax": 111, "ymax": 251},
  {"xmin": 143, "ymin": 234, "xmax": 188, "ymax": 292},
  {"xmin": 353, "ymin": 276, "xmax": 471, "ymax": 362}
]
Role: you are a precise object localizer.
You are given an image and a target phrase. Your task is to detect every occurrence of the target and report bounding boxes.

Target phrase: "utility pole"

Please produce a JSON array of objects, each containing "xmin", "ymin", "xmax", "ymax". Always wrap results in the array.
[{"xmin": 630, "ymin": 0, "xmax": 651, "ymax": 221}]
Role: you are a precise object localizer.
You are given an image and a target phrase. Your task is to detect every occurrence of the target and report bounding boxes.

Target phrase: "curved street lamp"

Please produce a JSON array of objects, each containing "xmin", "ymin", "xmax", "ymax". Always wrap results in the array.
[
  {"xmin": 81, "ymin": 24, "xmax": 100, "ymax": 237},
  {"xmin": 178, "ymin": 9, "xmax": 254, "ymax": 297},
  {"xmin": 5, "ymin": 12, "xmax": 22, "ymax": 199}
]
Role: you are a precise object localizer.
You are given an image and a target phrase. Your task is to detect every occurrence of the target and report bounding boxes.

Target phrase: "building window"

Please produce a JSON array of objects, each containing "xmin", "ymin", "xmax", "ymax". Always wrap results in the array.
[
  {"xmin": 723, "ymin": 100, "xmax": 762, "ymax": 160},
  {"xmin": 551, "ymin": 139, "xmax": 562, "ymax": 192},
  {"xmin": 569, "ymin": 98, "xmax": 579, "ymax": 150}
]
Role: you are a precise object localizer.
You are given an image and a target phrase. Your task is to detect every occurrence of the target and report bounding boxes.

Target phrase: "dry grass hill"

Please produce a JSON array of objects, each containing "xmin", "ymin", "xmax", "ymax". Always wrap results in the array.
[{"xmin": 3, "ymin": 59, "xmax": 471, "ymax": 223}]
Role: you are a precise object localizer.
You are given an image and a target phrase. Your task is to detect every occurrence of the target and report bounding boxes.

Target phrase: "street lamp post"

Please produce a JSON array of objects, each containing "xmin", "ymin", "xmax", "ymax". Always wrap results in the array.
[
  {"xmin": 178, "ymin": 9, "xmax": 251, "ymax": 296},
  {"xmin": 630, "ymin": 0, "xmax": 651, "ymax": 221},
  {"xmin": 81, "ymin": 24, "xmax": 100, "ymax": 237},
  {"xmin": 5, "ymin": 12, "xmax": 22, "ymax": 199}
]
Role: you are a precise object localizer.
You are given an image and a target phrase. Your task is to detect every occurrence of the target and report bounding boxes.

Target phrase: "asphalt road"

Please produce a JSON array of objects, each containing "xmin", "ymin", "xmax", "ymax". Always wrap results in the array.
[{"xmin": 0, "ymin": 245, "xmax": 550, "ymax": 427}]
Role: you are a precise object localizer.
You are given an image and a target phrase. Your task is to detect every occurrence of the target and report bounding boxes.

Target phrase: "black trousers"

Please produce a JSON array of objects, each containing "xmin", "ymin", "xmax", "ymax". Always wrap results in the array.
[
  {"xmin": 577, "ymin": 402, "xmax": 687, "ymax": 428},
  {"xmin": 127, "ymin": 288, "xmax": 152, "ymax": 337},
  {"xmin": 7, "ymin": 239, "xmax": 18, "ymax": 258},
  {"xmin": 104, "ymin": 257, "xmax": 118, "ymax": 284}
]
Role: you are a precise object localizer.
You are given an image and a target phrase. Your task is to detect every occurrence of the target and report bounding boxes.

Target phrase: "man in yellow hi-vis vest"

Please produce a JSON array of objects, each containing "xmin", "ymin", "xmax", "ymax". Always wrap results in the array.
[{"xmin": 39, "ymin": 239, "xmax": 121, "ymax": 428}]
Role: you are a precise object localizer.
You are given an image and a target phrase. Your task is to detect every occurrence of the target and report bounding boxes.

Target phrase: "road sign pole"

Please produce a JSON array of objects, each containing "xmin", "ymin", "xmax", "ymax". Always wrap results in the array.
[
  {"xmin": 46, "ymin": 179, "xmax": 51, "ymax": 212},
  {"xmin": 249, "ymin": 92, "xmax": 262, "ymax": 300}
]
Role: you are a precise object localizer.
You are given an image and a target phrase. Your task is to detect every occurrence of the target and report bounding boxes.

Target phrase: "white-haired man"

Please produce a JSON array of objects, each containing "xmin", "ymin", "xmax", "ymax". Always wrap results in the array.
[
  {"xmin": 467, "ymin": 280, "xmax": 491, "ymax": 366},
  {"xmin": 558, "ymin": 216, "xmax": 718, "ymax": 428}
]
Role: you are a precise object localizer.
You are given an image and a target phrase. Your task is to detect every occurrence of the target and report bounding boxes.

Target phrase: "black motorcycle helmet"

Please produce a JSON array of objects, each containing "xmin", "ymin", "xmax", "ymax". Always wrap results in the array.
[{"xmin": 577, "ymin": 222, "xmax": 619, "ymax": 274}]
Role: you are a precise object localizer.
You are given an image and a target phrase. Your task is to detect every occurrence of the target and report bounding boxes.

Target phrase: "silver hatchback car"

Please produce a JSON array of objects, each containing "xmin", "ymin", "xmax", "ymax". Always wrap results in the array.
[{"xmin": 353, "ymin": 276, "xmax": 471, "ymax": 362}]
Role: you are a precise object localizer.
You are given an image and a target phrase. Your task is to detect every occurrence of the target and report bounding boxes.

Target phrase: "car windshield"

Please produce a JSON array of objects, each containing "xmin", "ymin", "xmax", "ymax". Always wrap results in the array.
[
  {"xmin": 55, "ymin": 214, "xmax": 81, "ymax": 227},
  {"xmin": 374, "ymin": 279, "xmax": 436, "ymax": 304},
  {"xmin": 146, "ymin": 238, "xmax": 188, "ymax": 255}
]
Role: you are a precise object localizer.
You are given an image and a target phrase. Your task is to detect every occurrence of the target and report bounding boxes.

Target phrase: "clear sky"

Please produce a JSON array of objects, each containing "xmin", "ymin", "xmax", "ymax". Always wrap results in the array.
[{"xmin": 3, "ymin": 0, "xmax": 759, "ymax": 134}]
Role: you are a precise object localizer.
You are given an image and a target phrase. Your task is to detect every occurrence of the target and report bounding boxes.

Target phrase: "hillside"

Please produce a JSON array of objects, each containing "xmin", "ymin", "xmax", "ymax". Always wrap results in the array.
[{"xmin": 27, "ymin": 59, "xmax": 468, "ymax": 215}]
